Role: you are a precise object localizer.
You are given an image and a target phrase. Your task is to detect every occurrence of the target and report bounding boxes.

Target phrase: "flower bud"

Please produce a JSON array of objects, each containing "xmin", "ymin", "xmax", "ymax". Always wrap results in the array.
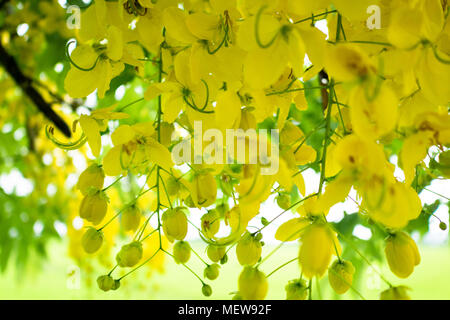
[
  {"xmin": 220, "ymin": 253, "xmax": 228, "ymax": 265},
  {"xmin": 238, "ymin": 266, "xmax": 268, "ymax": 300},
  {"xmin": 79, "ymin": 189, "xmax": 108, "ymax": 225},
  {"xmin": 298, "ymin": 222, "xmax": 338, "ymax": 279},
  {"xmin": 385, "ymin": 232, "xmax": 420, "ymax": 278},
  {"xmin": 166, "ymin": 176, "xmax": 181, "ymax": 196},
  {"xmin": 121, "ymin": 205, "xmax": 141, "ymax": 232},
  {"xmin": 201, "ymin": 210, "xmax": 220, "ymax": 239},
  {"xmin": 202, "ymin": 284, "xmax": 213, "ymax": 297},
  {"xmin": 173, "ymin": 240, "xmax": 191, "ymax": 264},
  {"xmin": 97, "ymin": 275, "xmax": 115, "ymax": 292},
  {"xmin": 328, "ymin": 259, "xmax": 355, "ymax": 294},
  {"xmin": 184, "ymin": 195, "xmax": 196, "ymax": 208},
  {"xmin": 162, "ymin": 207, "xmax": 188, "ymax": 242},
  {"xmin": 116, "ymin": 241, "xmax": 143, "ymax": 267},
  {"xmin": 77, "ymin": 164, "xmax": 105, "ymax": 195},
  {"xmin": 193, "ymin": 173, "xmax": 217, "ymax": 208},
  {"xmin": 236, "ymin": 233, "xmax": 262, "ymax": 266},
  {"xmin": 285, "ymin": 279, "xmax": 308, "ymax": 300},
  {"xmin": 216, "ymin": 202, "xmax": 230, "ymax": 216},
  {"xmin": 439, "ymin": 222, "xmax": 447, "ymax": 231},
  {"xmin": 112, "ymin": 279, "xmax": 121, "ymax": 291},
  {"xmin": 204, "ymin": 264, "xmax": 220, "ymax": 280},
  {"xmin": 81, "ymin": 227, "xmax": 103, "ymax": 254},
  {"xmin": 380, "ymin": 285, "xmax": 411, "ymax": 300},
  {"xmin": 207, "ymin": 245, "xmax": 226, "ymax": 263},
  {"xmin": 276, "ymin": 193, "xmax": 291, "ymax": 210}
]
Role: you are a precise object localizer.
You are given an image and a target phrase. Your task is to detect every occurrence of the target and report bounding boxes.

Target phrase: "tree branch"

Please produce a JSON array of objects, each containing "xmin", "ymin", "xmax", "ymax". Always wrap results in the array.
[{"xmin": 0, "ymin": 41, "xmax": 71, "ymax": 137}]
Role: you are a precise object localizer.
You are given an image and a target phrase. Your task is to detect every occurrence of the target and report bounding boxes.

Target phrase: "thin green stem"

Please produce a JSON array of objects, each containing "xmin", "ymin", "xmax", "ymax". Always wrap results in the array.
[
  {"xmin": 162, "ymin": 249, "xmax": 205, "ymax": 284},
  {"xmin": 318, "ymin": 80, "xmax": 334, "ymax": 195},
  {"xmin": 293, "ymin": 10, "xmax": 338, "ymax": 24},
  {"xmin": 266, "ymin": 257, "xmax": 298, "ymax": 278},
  {"xmin": 118, "ymin": 248, "xmax": 161, "ymax": 280}
]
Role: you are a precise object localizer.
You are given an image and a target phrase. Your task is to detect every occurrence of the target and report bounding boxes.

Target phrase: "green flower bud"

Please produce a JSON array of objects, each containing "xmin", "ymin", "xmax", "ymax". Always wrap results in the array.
[
  {"xmin": 285, "ymin": 279, "xmax": 308, "ymax": 300},
  {"xmin": 112, "ymin": 279, "xmax": 121, "ymax": 291},
  {"xmin": 162, "ymin": 207, "xmax": 188, "ymax": 242},
  {"xmin": 81, "ymin": 227, "xmax": 103, "ymax": 254},
  {"xmin": 121, "ymin": 205, "xmax": 141, "ymax": 232},
  {"xmin": 220, "ymin": 253, "xmax": 228, "ymax": 265},
  {"xmin": 116, "ymin": 241, "xmax": 143, "ymax": 267},
  {"xmin": 276, "ymin": 193, "xmax": 291, "ymax": 210},
  {"xmin": 77, "ymin": 164, "xmax": 105, "ymax": 196},
  {"xmin": 79, "ymin": 189, "xmax": 108, "ymax": 225},
  {"xmin": 328, "ymin": 260, "xmax": 355, "ymax": 294},
  {"xmin": 202, "ymin": 284, "xmax": 213, "ymax": 297},
  {"xmin": 173, "ymin": 241, "xmax": 191, "ymax": 264},
  {"xmin": 204, "ymin": 264, "xmax": 220, "ymax": 280},
  {"xmin": 97, "ymin": 275, "xmax": 114, "ymax": 292},
  {"xmin": 236, "ymin": 232, "xmax": 262, "ymax": 266},
  {"xmin": 238, "ymin": 266, "xmax": 268, "ymax": 300},
  {"xmin": 206, "ymin": 245, "xmax": 226, "ymax": 263}
]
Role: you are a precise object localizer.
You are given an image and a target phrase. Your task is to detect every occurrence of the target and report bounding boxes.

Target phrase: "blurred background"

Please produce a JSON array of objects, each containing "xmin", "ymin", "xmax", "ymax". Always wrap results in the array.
[{"xmin": 0, "ymin": 0, "xmax": 449, "ymax": 300}]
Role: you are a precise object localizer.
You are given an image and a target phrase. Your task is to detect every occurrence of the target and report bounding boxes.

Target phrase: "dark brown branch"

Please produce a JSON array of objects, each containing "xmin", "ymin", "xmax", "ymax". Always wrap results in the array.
[{"xmin": 0, "ymin": 41, "xmax": 71, "ymax": 137}]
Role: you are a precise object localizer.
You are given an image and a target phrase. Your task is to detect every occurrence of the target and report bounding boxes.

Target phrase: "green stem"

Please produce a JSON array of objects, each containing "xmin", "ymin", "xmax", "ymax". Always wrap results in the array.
[
  {"xmin": 266, "ymin": 257, "xmax": 298, "ymax": 278},
  {"xmin": 102, "ymin": 176, "xmax": 123, "ymax": 192},
  {"xmin": 293, "ymin": 10, "xmax": 338, "ymax": 24},
  {"xmin": 118, "ymin": 248, "xmax": 161, "ymax": 280},
  {"xmin": 162, "ymin": 249, "xmax": 205, "ymax": 284},
  {"xmin": 318, "ymin": 80, "xmax": 334, "ymax": 195}
]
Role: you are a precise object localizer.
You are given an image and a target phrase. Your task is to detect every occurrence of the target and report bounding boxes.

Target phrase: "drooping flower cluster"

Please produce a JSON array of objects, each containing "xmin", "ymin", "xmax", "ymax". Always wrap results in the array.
[{"xmin": 46, "ymin": 0, "xmax": 450, "ymax": 300}]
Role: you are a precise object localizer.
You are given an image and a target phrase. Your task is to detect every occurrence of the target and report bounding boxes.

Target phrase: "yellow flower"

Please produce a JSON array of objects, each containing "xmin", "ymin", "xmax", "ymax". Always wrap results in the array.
[
  {"xmin": 275, "ymin": 217, "xmax": 310, "ymax": 242},
  {"xmin": 200, "ymin": 209, "xmax": 221, "ymax": 239},
  {"xmin": 238, "ymin": 266, "xmax": 268, "ymax": 300},
  {"xmin": 65, "ymin": 25, "xmax": 125, "ymax": 99},
  {"xmin": 191, "ymin": 172, "xmax": 218, "ymax": 208},
  {"xmin": 78, "ymin": 106, "xmax": 129, "ymax": 158},
  {"xmin": 349, "ymin": 83, "xmax": 399, "ymax": 141},
  {"xmin": 79, "ymin": 189, "xmax": 108, "ymax": 225},
  {"xmin": 81, "ymin": 227, "xmax": 104, "ymax": 254},
  {"xmin": 102, "ymin": 123, "xmax": 173, "ymax": 176},
  {"xmin": 365, "ymin": 181, "xmax": 422, "ymax": 229},
  {"xmin": 324, "ymin": 43, "xmax": 376, "ymax": 82},
  {"xmin": 385, "ymin": 232, "xmax": 420, "ymax": 278},
  {"xmin": 236, "ymin": 232, "xmax": 262, "ymax": 266},
  {"xmin": 76, "ymin": 164, "xmax": 105, "ymax": 195},
  {"xmin": 298, "ymin": 222, "xmax": 341, "ymax": 279},
  {"xmin": 400, "ymin": 131, "xmax": 434, "ymax": 185}
]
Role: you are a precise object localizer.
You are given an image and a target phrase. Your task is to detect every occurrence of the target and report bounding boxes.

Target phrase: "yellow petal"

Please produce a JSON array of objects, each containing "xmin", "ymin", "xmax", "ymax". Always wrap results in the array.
[{"xmin": 79, "ymin": 115, "xmax": 101, "ymax": 157}]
